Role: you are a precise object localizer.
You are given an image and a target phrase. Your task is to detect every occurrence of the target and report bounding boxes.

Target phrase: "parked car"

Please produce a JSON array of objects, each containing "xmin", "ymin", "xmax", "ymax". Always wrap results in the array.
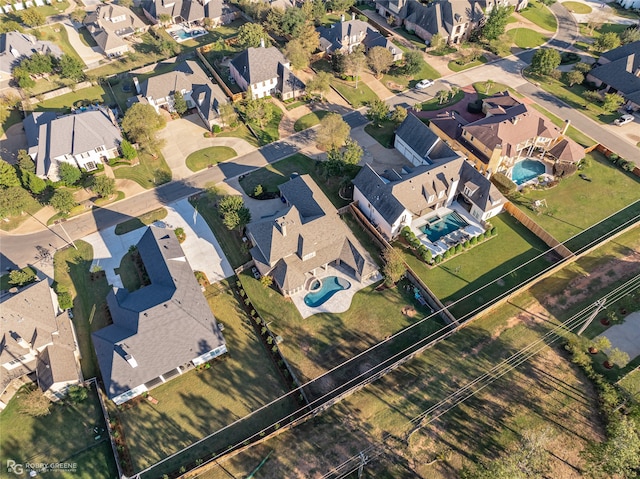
[
  {"xmin": 613, "ymin": 114, "xmax": 634, "ymax": 126},
  {"xmin": 415, "ymin": 79, "xmax": 434, "ymax": 89}
]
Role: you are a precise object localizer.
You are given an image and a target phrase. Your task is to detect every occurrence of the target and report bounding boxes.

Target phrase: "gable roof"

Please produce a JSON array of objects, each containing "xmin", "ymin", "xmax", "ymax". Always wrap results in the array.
[
  {"xmin": 92, "ymin": 227, "xmax": 226, "ymax": 399},
  {"xmin": 84, "ymin": 4, "xmax": 146, "ymax": 52},
  {"xmin": 405, "ymin": 0, "xmax": 482, "ymax": 38},
  {"xmin": 143, "ymin": 0, "xmax": 237, "ymax": 21},
  {"xmin": 589, "ymin": 45, "xmax": 640, "ymax": 103},
  {"xmin": 36, "ymin": 344, "xmax": 79, "ymax": 390},
  {"xmin": 0, "ymin": 32, "xmax": 63, "ymax": 75},
  {"xmin": 547, "ymin": 137, "xmax": 585, "ymax": 163},
  {"xmin": 24, "ymin": 108, "xmax": 122, "ymax": 178},
  {"xmin": 395, "ymin": 113, "xmax": 459, "ymax": 163},
  {"xmin": 317, "ymin": 18, "xmax": 401, "ymax": 54},
  {"xmin": 230, "ymin": 46, "xmax": 289, "ymax": 86}
]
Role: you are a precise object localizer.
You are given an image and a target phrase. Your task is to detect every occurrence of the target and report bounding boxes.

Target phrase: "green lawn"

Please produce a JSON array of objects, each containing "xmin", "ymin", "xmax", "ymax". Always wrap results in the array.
[
  {"xmin": 216, "ymin": 123, "xmax": 260, "ymax": 148},
  {"xmin": 185, "ymin": 146, "xmax": 237, "ymax": 172},
  {"xmin": 420, "ymin": 89, "xmax": 465, "ymax": 111},
  {"xmin": 382, "ymin": 58, "xmax": 441, "ymax": 93},
  {"xmin": 447, "ymin": 55, "xmax": 488, "ymax": 72},
  {"xmin": 293, "ymin": 110, "xmax": 330, "ymax": 132},
  {"xmin": 405, "ymin": 214, "xmax": 554, "ymax": 319},
  {"xmin": 519, "ymin": 0, "xmax": 558, "ymax": 31},
  {"xmin": 562, "ymin": 1, "xmax": 592, "ymax": 13},
  {"xmin": 112, "ymin": 151, "xmax": 172, "ymax": 189},
  {"xmin": 114, "ymin": 208, "xmax": 168, "ymax": 235},
  {"xmin": 506, "ymin": 28, "xmax": 549, "ymax": 48},
  {"xmin": 364, "ymin": 119, "xmax": 396, "ymax": 148},
  {"xmin": 577, "ymin": 23, "xmax": 631, "ymax": 52},
  {"xmin": 34, "ymin": 85, "xmax": 111, "ymax": 113},
  {"xmin": 0, "ymin": 383, "xmax": 117, "ymax": 479},
  {"xmin": 511, "ymin": 151, "xmax": 640, "ymax": 242},
  {"xmin": 473, "ymin": 81, "xmax": 516, "ymax": 99},
  {"xmin": 0, "ymin": 108, "xmax": 23, "ymax": 136},
  {"xmin": 0, "ymin": 267, "xmax": 37, "ymax": 291},
  {"xmin": 393, "ymin": 28, "xmax": 427, "ymax": 49},
  {"xmin": 330, "ymin": 79, "xmax": 379, "ymax": 107},
  {"xmin": 244, "ymin": 102, "xmax": 282, "ymax": 145},
  {"xmin": 237, "ymin": 153, "xmax": 349, "ymax": 209},
  {"xmin": 53, "ymin": 241, "xmax": 113, "ymax": 379},
  {"xmin": 118, "ymin": 280, "xmax": 295, "ymax": 473}
]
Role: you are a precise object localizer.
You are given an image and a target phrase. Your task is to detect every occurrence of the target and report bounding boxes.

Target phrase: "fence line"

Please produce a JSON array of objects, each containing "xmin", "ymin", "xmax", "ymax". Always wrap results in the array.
[
  {"xmin": 88, "ymin": 377, "xmax": 124, "ymax": 479},
  {"xmin": 196, "ymin": 48, "xmax": 243, "ymax": 103}
]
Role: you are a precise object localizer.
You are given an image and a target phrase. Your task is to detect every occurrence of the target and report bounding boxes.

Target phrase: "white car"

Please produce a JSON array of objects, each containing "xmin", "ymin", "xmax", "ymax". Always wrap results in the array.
[
  {"xmin": 415, "ymin": 79, "xmax": 434, "ymax": 89},
  {"xmin": 613, "ymin": 114, "xmax": 634, "ymax": 126}
]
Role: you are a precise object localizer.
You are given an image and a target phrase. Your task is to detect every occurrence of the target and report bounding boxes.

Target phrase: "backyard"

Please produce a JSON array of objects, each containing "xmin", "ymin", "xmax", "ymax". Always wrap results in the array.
[
  {"xmin": 511, "ymin": 151, "xmax": 640, "ymax": 242},
  {"xmin": 185, "ymin": 146, "xmax": 237, "ymax": 172},
  {"xmin": 116, "ymin": 280, "xmax": 296, "ymax": 475},
  {"xmin": 33, "ymin": 85, "xmax": 113, "ymax": 113},
  {"xmin": 403, "ymin": 213, "xmax": 556, "ymax": 319},
  {"xmin": 0, "ymin": 383, "xmax": 117, "ymax": 479}
]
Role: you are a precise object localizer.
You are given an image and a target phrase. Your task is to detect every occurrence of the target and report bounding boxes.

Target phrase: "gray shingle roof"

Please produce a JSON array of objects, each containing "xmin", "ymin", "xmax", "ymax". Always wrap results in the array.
[
  {"xmin": 36, "ymin": 344, "xmax": 79, "ymax": 391},
  {"xmin": 92, "ymin": 227, "xmax": 226, "ymax": 399},
  {"xmin": 84, "ymin": 4, "xmax": 146, "ymax": 53},
  {"xmin": 317, "ymin": 19, "xmax": 400, "ymax": 55},
  {"xmin": 589, "ymin": 47, "xmax": 640, "ymax": 102},
  {"xmin": 230, "ymin": 46, "xmax": 288, "ymax": 86},
  {"xmin": 395, "ymin": 113, "xmax": 459, "ymax": 163},
  {"xmin": 458, "ymin": 160, "xmax": 505, "ymax": 211},
  {"xmin": 0, "ymin": 32, "xmax": 63, "ymax": 75},
  {"xmin": 404, "ymin": 0, "xmax": 482, "ymax": 38},
  {"xmin": 143, "ymin": 0, "xmax": 237, "ymax": 22}
]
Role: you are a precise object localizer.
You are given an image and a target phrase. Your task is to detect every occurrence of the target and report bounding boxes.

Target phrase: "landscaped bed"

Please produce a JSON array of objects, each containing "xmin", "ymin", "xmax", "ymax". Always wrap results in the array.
[{"xmin": 185, "ymin": 146, "xmax": 237, "ymax": 172}]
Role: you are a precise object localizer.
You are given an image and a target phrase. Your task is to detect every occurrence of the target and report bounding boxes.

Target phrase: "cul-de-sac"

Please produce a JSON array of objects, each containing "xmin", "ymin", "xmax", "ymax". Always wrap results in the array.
[{"xmin": 0, "ymin": 0, "xmax": 639, "ymax": 475}]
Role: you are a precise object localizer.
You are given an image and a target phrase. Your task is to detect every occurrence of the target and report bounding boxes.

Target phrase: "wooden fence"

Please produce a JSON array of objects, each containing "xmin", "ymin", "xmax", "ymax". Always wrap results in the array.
[{"xmin": 196, "ymin": 48, "xmax": 243, "ymax": 103}]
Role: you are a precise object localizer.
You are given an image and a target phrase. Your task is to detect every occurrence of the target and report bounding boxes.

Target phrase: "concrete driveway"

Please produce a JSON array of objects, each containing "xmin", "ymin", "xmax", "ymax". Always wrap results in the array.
[
  {"xmin": 82, "ymin": 198, "xmax": 233, "ymax": 289},
  {"xmin": 158, "ymin": 115, "xmax": 258, "ymax": 180}
]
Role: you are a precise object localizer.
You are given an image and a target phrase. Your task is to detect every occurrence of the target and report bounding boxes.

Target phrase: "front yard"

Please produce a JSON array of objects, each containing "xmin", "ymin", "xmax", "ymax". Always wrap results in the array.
[
  {"xmin": 382, "ymin": 57, "xmax": 441, "ymax": 93},
  {"xmin": 185, "ymin": 146, "xmax": 237, "ymax": 172},
  {"xmin": 506, "ymin": 28, "xmax": 549, "ymax": 48},
  {"xmin": 0, "ymin": 383, "xmax": 117, "ymax": 479},
  {"xmin": 116, "ymin": 280, "xmax": 296, "ymax": 474},
  {"xmin": 511, "ymin": 151, "xmax": 640, "ymax": 243},
  {"xmin": 112, "ymin": 151, "xmax": 172, "ymax": 189},
  {"xmin": 518, "ymin": 0, "xmax": 558, "ymax": 32},
  {"xmin": 404, "ymin": 213, "xmax": 555, "ymax": 320}
]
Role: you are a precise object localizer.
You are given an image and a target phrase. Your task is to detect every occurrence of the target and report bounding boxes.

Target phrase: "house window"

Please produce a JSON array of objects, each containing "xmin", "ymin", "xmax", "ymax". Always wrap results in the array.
[
  {"xmin": 302, "ymin": 251, "xmax": 316, "ymax": 261},
  {"xmin": 7, "ymin": 355, "xmax": 26, "ymax": 366},
  {"xmin": 85, "ymin": 161, "xmax": 97, "ymax": 171},
  {"xmin": 96, "ymin": 146, "xmax": 105, "ymax": 152}
]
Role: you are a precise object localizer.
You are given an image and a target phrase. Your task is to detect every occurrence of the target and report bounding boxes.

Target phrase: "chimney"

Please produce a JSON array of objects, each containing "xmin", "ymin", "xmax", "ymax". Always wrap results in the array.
[
  {"xmin": 341, "ymin": 13, "xmax": 345, "ymax": 22},
  {"xmin": 626, "ymin": 53, "xmax": 634, "ymax": 73},
  {"xmin": 352, "ymin": 12, "xmax": 356, "ymax": 20},
  {"xmin": 125, "ymin": 354, "xmax": 138, "ymax": 368},
  {"xmin": 260, "ymin": 37, "xmax": 265, "ymax": 48},
  {"xmin": 562, "ymin": 119, "xmax": 570, "ymax": 136},
  {"xmin": 10, "ymin": 331, "xmax": 30, "ymax": 350},
  {"xmin": 133, "ymin": 76, "xmax": 141, "ymax": 94}
]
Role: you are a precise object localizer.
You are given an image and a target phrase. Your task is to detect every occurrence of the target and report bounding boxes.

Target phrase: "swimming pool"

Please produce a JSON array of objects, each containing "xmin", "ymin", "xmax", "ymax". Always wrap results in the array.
[
  {"xmin": 420, "ymin": 211, "xmax": 468, "ymax": 243},
  {"xmin": 304, "ymin": 276, "xmax": 351, "ymax": 307},
  {"xmin": 172, "ymin": 28, "xmax": 207, "ymax": 41},
  {"xmin": 511, "ymin": 159, "xmax": 546, "ymax": 185}
]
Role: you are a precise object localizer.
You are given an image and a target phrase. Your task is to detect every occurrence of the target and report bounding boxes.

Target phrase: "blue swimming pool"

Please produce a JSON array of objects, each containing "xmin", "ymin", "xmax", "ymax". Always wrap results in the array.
[
  {"xmin": 304, "ymin": 276, "xmax": 351, "ymax": 307},
  {"xmin": 173, "ymin": 28, "xmax": 207, "ymax": 41},
  {"xmin": 420, "ymin": 211, "xmax": 468, "ymax": 243},
  {"xmin": 511, "ymin": 159, "xmax": 546, "ymax": 185}
]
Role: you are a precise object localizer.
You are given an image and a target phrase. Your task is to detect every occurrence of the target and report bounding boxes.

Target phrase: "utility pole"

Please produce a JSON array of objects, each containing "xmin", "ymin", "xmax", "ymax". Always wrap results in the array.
[
  {"xmin": 357, "ymin": 452, "xmax": 368, "ymax": 479},
  {"xmin": 577, "ymin": 298, "xmax": 607, "ymax": 336}
]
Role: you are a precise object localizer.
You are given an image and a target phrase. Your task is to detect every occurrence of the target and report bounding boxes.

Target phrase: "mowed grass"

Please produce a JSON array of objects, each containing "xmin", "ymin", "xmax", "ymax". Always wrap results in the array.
[
  {"xmin": 0, "ymin": 383, "xmax": 117, "ymax": 479},
  {"xmin": 331, "ymin": 78, "xmax": 379, "ymax": 107},
  {"xmin": 382, "ymin": 57, "xmax": 441, "ymax": 92},
  {"xmin": 562, "ymin": 1, "xmax": 592, "ymax": 13},
  {"xmin": 364, "ymin": 119, "xmax": 396, "ymax": 148},
  {"xmin": 245, "ymin": 102, "xmax": 282, "ymax": 145},
  {"xmin": 448, "ymin": 55, "xmax": 488, "ymax": 72},
  {"xmin": 507, "ymin": 28, "xmax": 550, "ymax": 48},
  {"xmin": 405, "ymin": 214, "xmax": 554, "ymax": 320},
  {"xmin": 216, "ymin": 122, "xmax": 260, "ymax": 148},
  {"xmin": 114, "ymin": 207, "xmax": 168, "ymax": 235},
  {"xmin": 117, "ymin": 280, "xmax": 295, "ymax": 473},
  {"xmin": 512, "ymin": 151, "xmax": 640, "ymax": 241},
  {"xmin": 185, "ymin": 146, "xmax": 237, "ymax": 172},
  {"xmin": 421, "ymin": 89, "xmax": 465, "ymax": 110},
  {"xmin": 112, "ymin": 151, "xmax": 172, "ymax": 189},
  {"xmin": 53, "ymin": 241, "xmax": 112, "ymax": 379},
  {"xmin": 519, "ymin": 0, "xmax": 558, "ymax": 31},
  {"xmin": 33, "ymin": 85, "xmax": 111, "ymax": 113},
  {"xmin": 294, "ymin": 110, "xmax": 330, "ymax": 132}
]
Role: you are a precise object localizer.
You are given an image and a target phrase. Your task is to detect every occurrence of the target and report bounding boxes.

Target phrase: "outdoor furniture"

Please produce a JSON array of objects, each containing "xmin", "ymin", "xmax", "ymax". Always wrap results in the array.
[{"xmin": 147, "ymin": 395, "xmax": 159, "ymax": 405}]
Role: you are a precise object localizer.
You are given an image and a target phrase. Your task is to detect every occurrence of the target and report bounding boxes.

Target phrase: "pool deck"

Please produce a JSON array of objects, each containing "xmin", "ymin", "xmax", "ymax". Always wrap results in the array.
[
  {"xmin": 291, "ymin": 264, "xmax": 382, "ymax": 319},
  {"xmin": 509, "ymin": 157, "xmax": 554, "ymax": 190}
]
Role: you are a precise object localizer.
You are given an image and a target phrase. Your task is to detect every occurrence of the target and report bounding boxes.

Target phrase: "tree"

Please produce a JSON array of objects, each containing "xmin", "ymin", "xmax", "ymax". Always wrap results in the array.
[
  {"xmin": 366, "ymin": 98, "xmax": 390, "ymax": 127},
  {"xmin": 484, "ymin": 79, "xmax": 495, "ymax": 94},
  {"xmin": 0, "ymin": 186, "xmax": 32, "ymax": 217},
  {"xmin": 219, "ymin": 103, "xmax": 238, "ymax": 129},
  {"xmin": 367, "ymin": 46, "xmax": 394, "ymax": 78},
  {"xmin": 67, "ymin": 385, "xmax": 88, "ymax": 403},
  {"xmin": 620, "ymin": 27, "xmax": 640, "ymax": 44},
  {"xmin": 402, "ymin": 50, "xmax": 423, "ymax": 76},
  {"xmin": 50, "ymin": 189, "xmax": 77, "ymax": 215},
  {"xmin": 260, "ymin": 275, "xmax": 273, "ymax": 288},
  {"xmin": 23, "ymin": 171, "xmax": 47, "ymax": 194},
  {"xmin": 429, "ymin": 33, "xmax": 444, "ymax": 52},
  {"xmin": 382, "ymin": 247, "xmax": 405, "ymax": 287},
  {"xmin": 340, "ymin": 138, "xmax": 363, "ymax": 165},
  {"xmin": 243, "ymin": 98, "xmax": 273, "ymax": 129},
  {"xmin": 329, "ymin": 0, "xmax": 354, "ymax": 13},
  {"xmin": 565, "ymin": 70, "xmax": 584, "ymax": 87},
  {"xmin": 482, "ymin": 6, "xmax": 511, "ymax": 40},
  {"xmin": 297, "ymin": 23, "xmax": 321, "ymax": 56},
  {"xmin": 173, "ymin": 91, "xmax": 188, "ymax": 115},
  {"xmin": 70, "ymin": 8, "xmax": 87, "ymax": 23},
  {"xmin": 0, "ymin": 159, "xmax": 20, "ymax": 187},
  {"xmin": 0, "ymin": 20, "xmax": 23, "ymax": 34},
  {"xmin": 17, "ymin": 150, "xmax": 35, "ymax": 174},
  {"xmin": 316, "ymin": 113, "xmax": 350, "ymax": 150},
  {"xmin": 21, "ymin": 53, "xmax": 53, "ymax": 75},
  {"xmin": 309, "ymin": 0, "xmax": 325, "ymax": 23},
  {"xmin": 158, "ymin": 13, "xmax": 172, "ymax": 24},
  {"xmin": 217, "ymin": 195, "xmax": 251, "ymax": 231},
  {"xmin": 279, "ymin": 7, "xmax": 307, "ymax": 37},
  {"xmin": 18, "ymin": 387, "xmax": 51, "ymax": 417},
  {"xmin": 582, "ymin": 416, "xmax": 640, "ymax": 478},
  {"xmin": 20, "ymin": 8, "xmax": 45, "ymax": 27},
  {"xmin": 530, "ymin": 48, "xmax": 561, "ymax": 75},
  {"xmin": 91, "ymin": 175, "xmax": 115, "ymax": 198},
  {"xmin": 391, "ymin": 105, "xmax": 407, "ymax": 124},
  {"xmin": 344, "ymin": 48, "xmax": 367, "ymax": 88},
  {"xmin": 120, "ymin": 139, "xmax": 137, "ymax": 160},
  {"xmin": 594, "ymin": 32, "xmax": 621, "ymax": 52},
  {"xmin": 602, "ymin": 92, "xmax": 624, "ymax": 112},
  {"xmin": 237, "ymin": 23, "xmax": 267, "ymax": 48},
  {"xmin": 13, "ymin": 67, "xmax": 35, "ymax": 89},
  {"xmin": 573, "ymin": 61, "xmax": 591, "ymax": 73},
  {"xmin": 57, "ymin": 55, "xmax": 84, "ymax": 81},
  {"xmin": 607, "ymin": 347, "xmax": 630, "ymax": 368},
  {"xmin": 122, "ymin": 103, "xmax": 166, "ymax": 152},
  {"xmin": 306, "ymin": 71, "xmax": 332, "ymax": 100},
  {"xmin": 284, "ymin": 39, "xmax": 311, "ymax": 70},
  {"xmin": 9, "ymin": 268, "xmax": 35, "ymax": 286},
  {"xmin": 435, "ymin": 89, "xmax": 449, "ymax": 104},
  {"xmin": 58, "ymin": 162, "xmax": 82, "ymax": 187}
]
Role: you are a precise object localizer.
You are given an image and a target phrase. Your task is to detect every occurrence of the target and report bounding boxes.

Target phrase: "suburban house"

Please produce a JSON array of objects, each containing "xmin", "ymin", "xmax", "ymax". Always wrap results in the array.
[
  {"xmin": 0, "ymin": 31, "xmax": 62, "ymax": 82},
  {"xmin": 429, "ymin": 91, "xmax": 585, "ymax": 177},
  {"xmin": 229, "ymin": 44, "xmax": 305, "ymax": 100},
  {"xmin": 616, "ymin": 0, "xmax": 640, "ymax": 9},
  {"xmin": 317, "ymin": 15, "xmax": 403, "ymax": 61},
  {"xmin": 142, "ymin": 0, "xmax": 239, "ymax": 26},
  {"xmin": 134, "ymin": 60, "xmax": 227, "ymax": 130},
  {"xmin": 484, "ymin": 0, "xmax": 529, "ymax": 11},
  {"xmin": 93, "ymin": 227, "xmax": 227, "ymax": 405},
  {"xmin": 246, "ymin": 175, "xmax": 378, "ymax": 297},
  {"xmin": 23, "ymin": 108, "xmax": 122, "ymax": 181},
  {"xmin": 586, "ymin": 41, "xmax": 640, "ymax": 112},
  {"xmin": 353, "ymin": 113, "xmax": 505, "ymax": 240},
  {"xmin": 1, "ymin": 280, "xmax": 82, "ymax": 403},
  {"xmin": 83, "ymin": 4, "xmax": 147, "ymax": 57},
  {"xmin": 376, "ymin": 0, "xmax": 484, "ymax": 45}
]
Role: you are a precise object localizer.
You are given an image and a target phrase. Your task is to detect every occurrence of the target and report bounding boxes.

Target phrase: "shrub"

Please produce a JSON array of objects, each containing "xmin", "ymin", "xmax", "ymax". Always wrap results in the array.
[
  {"xmin": 67, "ymin": 385, "xmax": 88, "ymax": 403},
  {"xmin": 470, "ymin": 236, "xmax": 478, "ymax": 245},
  {"xmin": 467, "ymin": 99, "xmax": 483, "ymax": 114},
  {"xmin": 455, "ymin": 244, "xmax": 463, "ymax": 254},
  {"xmin": 463, "ymin": 240, "xmax": 470, "ymax": 249},
  {"xmin": 213, "ymin": 125, "xmax": 222, "ymax": 133},
  {"xmin": 57, "ymin": 291, "xmax": 73, "ymax": 310},
  {"xmin": 608, "ymin": 153, "xmax": 619, "ymax": 163},
  {"xmin": 490, "ymin": 226, "xmax": 496, "ymax": 236},
  {"xmin": 443, "ymin": 249, "xmax": 451, "ymax": 259},
  {"xmin": 491, "ymin": 172, "xmax": 517, "ymax": 195}
]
